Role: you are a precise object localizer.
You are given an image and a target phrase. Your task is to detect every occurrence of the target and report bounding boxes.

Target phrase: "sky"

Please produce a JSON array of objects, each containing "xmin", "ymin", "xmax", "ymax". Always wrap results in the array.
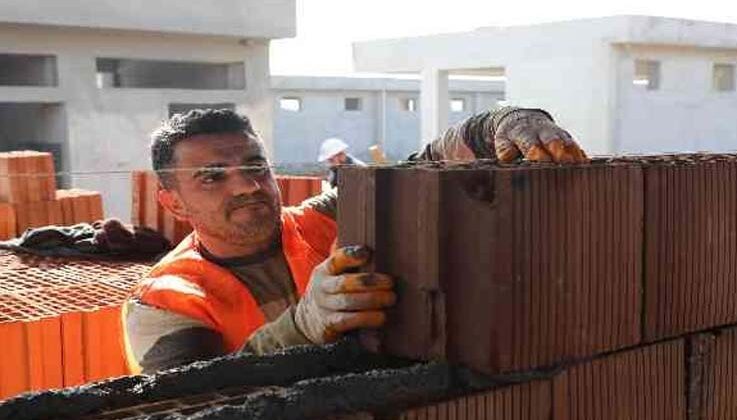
[{"xmin": 270, "ymin": 0, "xmax": 737, "ymax": 76}]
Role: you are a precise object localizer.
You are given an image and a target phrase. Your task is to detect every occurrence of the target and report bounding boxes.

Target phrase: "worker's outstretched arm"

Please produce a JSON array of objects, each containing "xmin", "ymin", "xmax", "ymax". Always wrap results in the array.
[
  {"xmin": 409, "ymin": 106, "xmax": 587, "ymax": 163},
  {"xmin": 124, "ymin": 300, "xmax": 227, "ymax": 374}
]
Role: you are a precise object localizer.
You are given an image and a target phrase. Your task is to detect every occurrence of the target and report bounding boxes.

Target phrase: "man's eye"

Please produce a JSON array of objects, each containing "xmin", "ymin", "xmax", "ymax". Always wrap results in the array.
[
  {"xmin": 242, "ymin": 163, "xmax": 269, "ymax": 176},
  {"xmin": 201, "ymin": 170, "xmax": 226, "ymax": 184}
]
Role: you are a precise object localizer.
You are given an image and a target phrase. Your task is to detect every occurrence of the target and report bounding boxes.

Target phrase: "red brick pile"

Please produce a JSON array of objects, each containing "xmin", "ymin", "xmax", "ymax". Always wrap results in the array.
[
  {"xmin": 0, "ymin": 151, "xmax": 104, "ymax": 240},
  {"xmin": 0, "ymin": 250, "xmax": 152, "ymax": 401},
  {"xmin": 131, "ymin": 171, "xmax": 324, "ymax": 245},
  {"xmin": 276, "ymin": 175, "xmax": 324, "ymax": 206}
]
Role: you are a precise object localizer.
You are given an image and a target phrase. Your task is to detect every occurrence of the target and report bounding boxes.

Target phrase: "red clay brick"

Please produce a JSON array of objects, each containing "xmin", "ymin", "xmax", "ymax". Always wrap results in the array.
[
  {"xmin": 0, "ymin": 151, "xmax": 56, "ymax": 204},
  {"xmin": 0, "ymin": 152, "xmax": 29, "ymax": 203},
  {"xmin": 276, "ymin": 175, "xmax": 323, "ymax": 206},
  {"xmin": 552, "ymin": 339, "xmax": 685, "ymax": 420},
  {"xmin": 143, "ymin": 171, "xmax": 162, "ymax": 231},
  {"xmin": 0, "ymin": 294, "xmax": 62, "ymax": 401},
  {"xmin": 338, "ymin": 163, "xmax": 642, "ymax": 374},
  {"xmin": 643, "ymin": 157, "xmax": 737, "ymax": 341},
  {"xmin": 56, "ymin": 190, "xmax": 75, "ymax": 225},
  {"xmin": 60, "ymin": 311, "xmax": 85, "ymax": 387},
  {"xmin": 16, "ymin": 284, "xmax": 132, "ymax": 384},
  {"xmin": 396, "ymin": 380, "xmax": 551, "ymax": 420},
  {"xmin": 54, "ymin": 189, "xmax": 106, "ymax": 224},
  {"xmin": 40, "ymin": 152, "xmax": 57, "ymax": 202},
  {"xmin": 24, "ymin": 152, "xmax": 44, "ymax": 203},
  {"xmin": 0, "ymin": 203, "xmax": 17, "ymax": 240},
  {"xmin": 130, "ymin": 171, "xmax": 146, "ymax": 226},
  {"xmin": 12, "ymin": 201, "xmax": 61, "ymax": 233},
  {"xmin": 71, "ymin": 191, "xmax": 92, "ymax": 224},
  {"xmin": 46, "ymin": 200, "xmax": 64, "ymax": 226},
  {"xmin": 688, "ymin": 326, "xmax": 737, "ymax": 420}
]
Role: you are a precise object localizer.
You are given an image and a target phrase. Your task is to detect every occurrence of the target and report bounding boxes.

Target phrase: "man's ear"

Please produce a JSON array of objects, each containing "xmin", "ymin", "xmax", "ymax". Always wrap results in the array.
[{"xmin": 158, "ymin": 187, "xmax": 189, "ymax": 222}]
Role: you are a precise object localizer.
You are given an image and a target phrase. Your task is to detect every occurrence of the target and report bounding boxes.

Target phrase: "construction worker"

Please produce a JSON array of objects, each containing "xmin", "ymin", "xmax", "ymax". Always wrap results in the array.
[
  {"xmin": 122, "ymin": 107, "xmax": 586, "ymax": 374},
  {"xmin": 317, "ymin": 137, "xmax": 366, "ymax": 188}
]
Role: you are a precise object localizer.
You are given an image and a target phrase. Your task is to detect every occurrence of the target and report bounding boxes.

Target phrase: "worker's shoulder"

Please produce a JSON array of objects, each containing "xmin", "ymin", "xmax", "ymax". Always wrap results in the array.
[{"xmin": 134, "ymin": 273, "xmax": 210, "ymax": 300}]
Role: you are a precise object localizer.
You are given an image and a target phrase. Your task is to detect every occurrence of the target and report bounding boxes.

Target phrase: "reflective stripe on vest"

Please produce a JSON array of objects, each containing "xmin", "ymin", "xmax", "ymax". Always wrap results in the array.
[{"xmin": 123, "ymin": 206, "xmax": 336, "ymax": 374}]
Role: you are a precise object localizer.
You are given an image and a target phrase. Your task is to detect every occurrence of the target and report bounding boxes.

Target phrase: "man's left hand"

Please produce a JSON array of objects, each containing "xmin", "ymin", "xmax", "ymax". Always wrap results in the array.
[{"xmin": 493, "ymin": 108, "xmax": 588, "ymax": 163}]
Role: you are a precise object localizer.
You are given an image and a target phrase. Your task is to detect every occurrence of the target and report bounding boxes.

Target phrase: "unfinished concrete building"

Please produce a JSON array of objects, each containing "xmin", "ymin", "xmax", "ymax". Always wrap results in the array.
[
  {"xmin": 271, "ymin": 75, "xmax": 504, "ymax": 165},
  {"xmin": 0, "ymin": 0, "xmax": 294, "ymax": 219},
  {"xmin": 354, "ymin": 16, "xmax": 737, "ymax": 156}
]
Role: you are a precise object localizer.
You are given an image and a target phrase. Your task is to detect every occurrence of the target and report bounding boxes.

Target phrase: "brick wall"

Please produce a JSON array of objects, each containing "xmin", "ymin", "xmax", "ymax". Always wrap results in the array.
[{"xmin": 338, "ymin": 156, "xmax": 737, "ymax": 375}]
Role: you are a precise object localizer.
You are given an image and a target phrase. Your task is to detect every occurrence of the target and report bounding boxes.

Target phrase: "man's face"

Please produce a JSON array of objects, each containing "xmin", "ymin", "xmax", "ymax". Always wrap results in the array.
[
  {"xmin": 160, "ymin": 133, "xmax": 281, "ymax": 248},
  {"xmin": 327, "ymin": 151, "xmax": 347, "ymax": 166}
]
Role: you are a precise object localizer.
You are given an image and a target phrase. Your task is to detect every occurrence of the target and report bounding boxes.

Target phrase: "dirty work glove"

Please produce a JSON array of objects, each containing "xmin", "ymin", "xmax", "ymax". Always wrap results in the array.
[
  {"xmin": 294, "ymin": 245, "xmax": 395, "ymax": 345},
  {"xmin": 412, "ymin": 106, "xmax": 588, "ymax": 163}
]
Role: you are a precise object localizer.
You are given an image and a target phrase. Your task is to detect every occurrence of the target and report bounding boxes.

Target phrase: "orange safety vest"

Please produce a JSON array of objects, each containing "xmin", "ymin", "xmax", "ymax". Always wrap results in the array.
[{"xmin": 122, "ymin": 206, "xmax": 336, "ymax": 374}]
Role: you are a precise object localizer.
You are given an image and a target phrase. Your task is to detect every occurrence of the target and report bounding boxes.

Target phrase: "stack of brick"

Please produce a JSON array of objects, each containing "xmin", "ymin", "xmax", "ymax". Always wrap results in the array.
[
  {"xmin": 0, "ymin": 151, "xmax": 104, "ymax": 240},
  {"xmin": 276, "ymin": 175, "xmax": 324, "ymax": 206},
  {"xmin": 55, "ymin": 189, "xmax": 104, "ymax": 226},
  {"xmin": 131, "ymin": 171, "xmax": 324, "ymax": 245},
  {"xmin": 9, "ymin": 154, "xmax": 737, "ymax": 418},
  {"xmin": 0, "ymin": 250, "xmax": 152, "ymax": 401}
]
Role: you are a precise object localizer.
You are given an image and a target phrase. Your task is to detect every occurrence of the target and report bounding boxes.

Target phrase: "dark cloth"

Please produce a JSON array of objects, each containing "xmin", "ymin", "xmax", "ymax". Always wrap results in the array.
[{"xmin": 0, "ymin": 219, "xmax": 171, "ymax": 261}]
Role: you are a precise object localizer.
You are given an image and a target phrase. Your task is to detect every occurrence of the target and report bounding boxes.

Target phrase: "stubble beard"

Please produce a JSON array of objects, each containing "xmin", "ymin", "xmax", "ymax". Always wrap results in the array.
[{"xmin": 192, "ymin": 203, "xmax": 281, "ymax": 249}]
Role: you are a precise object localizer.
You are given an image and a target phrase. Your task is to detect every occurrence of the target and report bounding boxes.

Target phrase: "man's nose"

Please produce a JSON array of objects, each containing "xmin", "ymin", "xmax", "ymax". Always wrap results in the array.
[{"xmin": 227, "ymin": 168, "xmax": 261, "ymax": 195}]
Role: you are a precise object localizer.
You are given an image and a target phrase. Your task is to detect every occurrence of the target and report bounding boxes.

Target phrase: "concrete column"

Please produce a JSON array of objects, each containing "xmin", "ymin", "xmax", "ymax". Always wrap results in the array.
[
  {"xmin": 380, "ymin": 88, "xmax": 387, "ymax": 145},
  {"xmin": 241, "ymin": 40, "xmax": 275, "ymax": 157},
  {"xmin": 420, "ymin": 68, "xmax": 448, "ymax": 145}
]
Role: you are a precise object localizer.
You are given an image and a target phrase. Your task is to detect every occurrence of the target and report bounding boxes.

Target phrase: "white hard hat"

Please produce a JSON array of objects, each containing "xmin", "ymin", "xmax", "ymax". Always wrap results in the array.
[{"xmin": 318, "ymin": 137, "xmax": 349, "ymax": 162}]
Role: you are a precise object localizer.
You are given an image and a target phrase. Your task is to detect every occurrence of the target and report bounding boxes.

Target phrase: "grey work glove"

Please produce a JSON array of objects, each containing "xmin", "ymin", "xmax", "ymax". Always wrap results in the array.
[
  {"xmin": 415, "ymin": 106, "xmax": 588, "ymax": 163},
  {"xmin": 294, "ymin": 245, "xmax": 396, "ymax": 345}
]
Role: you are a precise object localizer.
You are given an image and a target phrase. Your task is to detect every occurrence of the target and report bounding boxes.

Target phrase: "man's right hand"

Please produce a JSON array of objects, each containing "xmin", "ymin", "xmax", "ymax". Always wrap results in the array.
[{"xmin": 294, "ymin": 245, "xmax": 395, "ymax": 344}]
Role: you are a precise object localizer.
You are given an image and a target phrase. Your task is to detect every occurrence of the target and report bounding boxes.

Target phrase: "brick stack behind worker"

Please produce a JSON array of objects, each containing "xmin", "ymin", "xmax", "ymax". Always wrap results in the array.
[{"xmin": 0, "ymin": 151, "xmax": 105, "ymax": 240}]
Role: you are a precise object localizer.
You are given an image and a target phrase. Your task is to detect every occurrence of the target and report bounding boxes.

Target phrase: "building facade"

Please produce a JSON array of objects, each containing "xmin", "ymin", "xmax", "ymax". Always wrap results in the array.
[
  {"xmin": 353, "ymin": 16, "xmax": 737, "ymax": 156},
  {"xmin": 0, "ymin": 0, "xmax": 295, "ymax": 220},
  {"xmin": 272, "ymin": 75, "xmax": 504, "ymax": 166}
]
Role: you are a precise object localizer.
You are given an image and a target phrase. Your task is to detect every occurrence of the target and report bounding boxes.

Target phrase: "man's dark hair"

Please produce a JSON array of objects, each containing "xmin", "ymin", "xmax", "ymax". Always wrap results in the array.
[{"xmin": 150, "ymin": 108, "xmax": 257, "ymax": 188}]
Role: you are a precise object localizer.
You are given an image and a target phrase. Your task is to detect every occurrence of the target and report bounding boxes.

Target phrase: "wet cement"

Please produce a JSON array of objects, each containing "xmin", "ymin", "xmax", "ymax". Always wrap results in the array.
[
  {"xmin": 0, "ymin": 336, "xmax": 559, "ymax": 420},
  {"xmin": 0, "ymin": 340, "xmax": 403, "ymax": 420}
]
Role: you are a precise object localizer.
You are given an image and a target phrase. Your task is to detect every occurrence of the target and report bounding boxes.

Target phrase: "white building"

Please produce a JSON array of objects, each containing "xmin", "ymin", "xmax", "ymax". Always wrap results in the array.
[
  {"xmin": 272, "ymin": 75, "xmax": 503, "ymax": 165},
  {"xmin": 0, "ymin": 0, "xmax": 295, "ymax": 219},
  {"xmin": 353, "ymin": 16, "xmax": 737, "ymax": 155}
]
